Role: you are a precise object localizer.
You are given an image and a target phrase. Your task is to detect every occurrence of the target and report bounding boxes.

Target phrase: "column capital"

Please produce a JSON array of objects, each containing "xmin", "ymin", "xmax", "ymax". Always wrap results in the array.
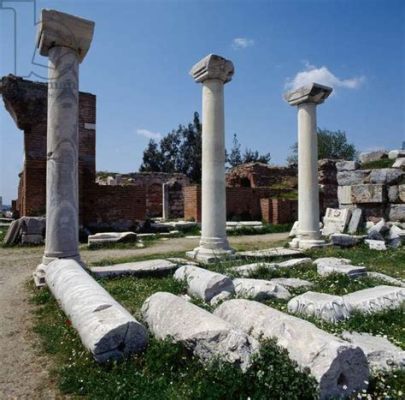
[
  {"xmin": 190, "ymin": 54, "xmax": 234, "ymax": 84},
  {"xmin": 284, "ymin": 83, "xmax": 332, "ymax": 106},
  {"xmin": 36, "ymin": 9, "xmax": 95, "ymax": 63}
]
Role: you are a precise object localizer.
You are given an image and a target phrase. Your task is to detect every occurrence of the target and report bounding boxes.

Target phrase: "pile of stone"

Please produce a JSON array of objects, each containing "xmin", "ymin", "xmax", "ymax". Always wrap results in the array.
[{"xmin": 364, "ymin": 218, "xmax": 404, "ymax": 250}]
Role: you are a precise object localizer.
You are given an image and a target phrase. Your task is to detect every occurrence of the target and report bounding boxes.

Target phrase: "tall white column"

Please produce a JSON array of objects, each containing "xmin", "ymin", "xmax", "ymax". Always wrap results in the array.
[
  {"xmin": 187, "ymin": 54, "xmax": 235, "ymax": 263},
  {"xmin": 35, "ymin": 9, "xmax": 94, "ymax": 275},
  {"xmin": 285, "ymin": 83, "xmax": 332, "ymax": 249}
]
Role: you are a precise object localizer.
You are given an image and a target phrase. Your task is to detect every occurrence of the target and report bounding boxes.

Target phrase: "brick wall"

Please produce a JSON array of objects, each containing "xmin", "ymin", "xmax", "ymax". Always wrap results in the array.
[{"xmin": 184, "ymin": 185, "xmax": 201, "ymax": 222}]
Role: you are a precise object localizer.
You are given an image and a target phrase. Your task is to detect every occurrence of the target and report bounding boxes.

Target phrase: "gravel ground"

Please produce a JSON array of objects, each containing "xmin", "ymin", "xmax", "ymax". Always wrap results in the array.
[{"xmin": 0, "ymin": 232, "xmax": 288, "ymax": 399}]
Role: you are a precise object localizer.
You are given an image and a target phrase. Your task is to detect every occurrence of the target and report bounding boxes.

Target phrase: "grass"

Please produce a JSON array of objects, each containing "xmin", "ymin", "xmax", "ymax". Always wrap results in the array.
[
  {"xmin": 28, "ymin": 242, "xmax": 405, "ymax": 399},
  {"xmin": 360, "ymin": 158, "xmax": 394, "ymax": 169},
  {"xmin": 227, "ymin": 223, "xmax": 293, "ymax": 236}
]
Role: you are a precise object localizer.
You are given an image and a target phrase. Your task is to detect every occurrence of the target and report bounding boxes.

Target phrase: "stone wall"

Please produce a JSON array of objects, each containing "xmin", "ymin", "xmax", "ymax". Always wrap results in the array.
[
  {"xmin": 337, "ymin": 157, "xmax": 405, "ymax": 222},
  {"xmin": 318, "ymin": 159, "xmax": 339, "ymax": 212}
]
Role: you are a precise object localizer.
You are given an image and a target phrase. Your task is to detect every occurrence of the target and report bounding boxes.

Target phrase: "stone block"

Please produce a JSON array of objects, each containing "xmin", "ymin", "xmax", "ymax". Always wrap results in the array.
[
  {"xmin": 322, "ymin": 208, "xmax": 351, "ymax": 236},
  {"xmin": 337, "ymin": 170, "xmax": 369, "ymax": 186},
  {"xmin": 45, "ymin": 259, "xmax": 148, "ymax": 362},
  {"xmin": 316, "ymin": 260, "xmax": 367, "ymax": 278},
  {"xmin": 331, "ymin": 233, "xmax": 363, "ymax": 247},
  {"xmin": 173, "ymin": 265, "xmax": 234, "ymax": 302},
  {"xmin": 347, "ymin": 208, "xmax": 363, "ymax": 234},
  {"xmin": 365, "ymin": 239, "xmax": 387, "ymax": 251},
  {"xmin": 141, "ymin": 292, "xmax": 258, "ymax": 370},
  {"xmin": 351, "ymin": 184, "xmax": 386, "ymax": 204},
  {"xmin": 393, "ymin": 158, "xmax": 405, "ymax": 168},
  {"xmin": 214, "ymin": 300, "xmax": 369, "ymax": 400},
  {"xmin": 228, "ymin": 263, "xmax": 276, "ymax": 277},
  {"xmin": 287, "ymin": 292, "xmax": 350, "ymax": 323},
  {"xmin": 270, "ymin": 277, "xmax": 314, "ymax": 289},
  {"xmin": 399, "ymin": 185, "xmax": 405, "ymax": 202},
  {"xmin": 389, "ymin": 204, "xmax": 405, "ymax": 222},
  {"xmin": 337, "ymin": 185, "xmax": 353, "ymax": 205},
  {"xmin": 91, "ymin": 259, "xmax": 178, "ymax": 278},
  {"xmin": 238, "ymin": 247, "xmax": 303, "ymax": 258},
  {"xmin": 369, "ymin": 168, "xmax": 403, "ymax": 185},
  {"xmin": 21, "ymin": 233, "xmax": 43, "ymax": 245},
  {"xmin": 342, "ymin": 331, "xmax": 405, "ymax": 373},
  {"xmin": 336, "ymin": 160, "xmax": 359, "ymax": 171},
  {"xmin": 343, "ymin": 285, "xmax": 405, "ymax": 314},
  {"xmin": 88, "ymin": 232, "xmax": 137, "ymax": 247},
  {"xmin": 359, "ymin": 150, "xmax": 388, "ymax": 164},
  {"xmin": 388, "ymin": 150, "xmax": 405, "ymax": 159},
  {"xmin": 367, "ymin": 218, "xmax": 388, "ymax": 240},
  {"xmin": 388, "ymin": 186, "xmax": 399, "ymax": 202},
  {"xmin": 233, "ymin": 278, "xmax": 291, "ymax": 300},
  {"xmin": 314, "ymin": 257, "xmax": 352, "ymax": 268},
  {"xmin": 367, "ymin": 272, "xmax": 405, "ymax": 287}
]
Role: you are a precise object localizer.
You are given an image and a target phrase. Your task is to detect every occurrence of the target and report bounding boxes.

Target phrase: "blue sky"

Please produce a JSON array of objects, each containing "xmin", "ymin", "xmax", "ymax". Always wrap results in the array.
[{"xmin": 0, "ymin": 0, "xmax": 404, "ymax": 204}]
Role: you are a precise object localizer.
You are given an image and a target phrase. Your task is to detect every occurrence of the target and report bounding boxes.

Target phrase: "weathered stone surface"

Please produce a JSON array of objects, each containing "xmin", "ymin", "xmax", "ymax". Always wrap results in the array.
[
  {"xmin": 351, "ymin": 184, "xmax": 386, "ymax": 204},
  {"xmin": 359, "ymin": 150, "xmax": 388, "ymax": 164},
  {"xmin": 166, "ymin": 257, "xmax": 198, "ymax": 266},
  {"xmin": 399, "ymin": 185, "xmax": 405, "ymax": 202},
  {"xmin": 342, "ymin": 331, "xmax": 405, "ymax": 373},
  {"xmin": 367, "ymin": 218, "xmax": 388, "ymax": 240},
  {"xmin": 388, "ymin": 150, "xmax": 405, "ymax": 160},
  {"xmin": 386, "ymin": 224, "xmax": 404, "ymax": 248},
  {"xmin": 88, "ymin": 232, "xmax": 137, "ymax": 247},
  {"xmin": 228, "ymin": 262, "xmax": 276, "ymax": 277},
  {"xmin": 215, "ymin": 300, "xmax": 369, "ymax": 399},
  {"xmin": 288, "ymin": 292, "xmax": 350, "ymax": 323},
  {"xmin": 233, "ymin": 278, "xmax": 291, "ymax": 300},
  {"xmin": 367, "ymin": 272, "xmax": 405, "ymax": 287},
  {"xmin": 389, "ymin": 204, "xmax": 405, "ymax": 222},
  {"xmin": 337, "ymin": 170, "xmax": 369, "ymax": 186},
  {"xmin": 210, "ymin": 291, "xmax": 233, "ymax": 306},
  {"xmin": 314, "ymin": 257, "xmax": 352, "ymax": 269},
  {"xmin": 347, "ymin": 208, "xmax": 363, "ymax": 234},
  {"xmin": 393, "ymin": 158, "xmax": 405, "ymax": 168},
  {"xmin": 322, "ymin": 208, "xmax": 351, "ymax": 236},
  {"xmin": 45, "ymin": 259, "xmax": 148, "ymax": 362},
  {"xmin": 4, "ymin": 216, "xmax": 45, "ymax": 245},
  {"xmin": 289, "ymin": 220, "xmax": 299, "ymax": 237},
  {"xmin": 369, "ymin": 168, "xmax": 403, "ymax": 185},
  {"xmin": 337, "ymin": 185, "xmax": 353, "ymax": 205},
  {"xmin": 238, "ymin": 247, "xmax": 303, "ymax": 258},
  {"xmin": 365, "ymin": 239, "xmax": 387, "ymax": 251},
  {"xmin": 316, "ymin": 258, "xmax": 366, "ymax": 278},
  {"xmin": 91, "ymin": 259, "xmax": 177, "ymax": 278},
  {"xmin": 388, "ymin": 186, "xmax": 399, "ymax": 202},
  {"xmin": 174, "ymin": 265, "xmax": 234, "ymax": 302},
  {"xmin": 141, "ymin": 292, "xmax": 258, "ymax": 370},
  {"xmin": 336, "ymin": 161, "xmax": 359, "ymax": 171},
  {"xmin": 277, "ymin": 257, "xmax": 313, "ymax": 268},
  {"xmin": 270, "ymin": 277, "xmax": 314, "ymax": 289},
  {"xmin": 343, "ymin": 285, "xmax": 405, "ymax": 314},
  {"xmin": 331, "ymin": 233, "xmax": 363, "ymax": 247}
]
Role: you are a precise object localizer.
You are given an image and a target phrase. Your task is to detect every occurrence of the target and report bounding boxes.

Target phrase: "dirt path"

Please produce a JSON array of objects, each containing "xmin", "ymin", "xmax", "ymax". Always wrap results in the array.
[{"xmin": 0, "ymin": 232, "xmax": 288, "ymax": 399}]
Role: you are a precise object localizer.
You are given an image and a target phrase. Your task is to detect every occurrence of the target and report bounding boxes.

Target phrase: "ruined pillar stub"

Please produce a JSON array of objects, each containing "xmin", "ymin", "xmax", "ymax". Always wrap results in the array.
[
  {"xmin": 36, "ymin": 9, "xmax": 94, "ymax": 271},
  {"xmin": 284, "ymin": 83, "xmax": 332, "ymax": 250},
  {"xmin": 186, "ymin": 54, "xmax": 235, "ymax": 263}
]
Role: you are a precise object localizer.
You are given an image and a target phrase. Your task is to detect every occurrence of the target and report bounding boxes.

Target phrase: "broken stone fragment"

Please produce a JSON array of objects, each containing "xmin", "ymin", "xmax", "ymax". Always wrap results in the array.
[
  {"xmin": 367, "ymin": 271, "xmax": 405, "ymax": 287},
  {"xmin": 341, "ymin": 331, "xmax": 405, "ymax": 373},
  {"xmin": 214, "ymin": 299, "xmax": 369, "ymax": 400},
  {"xmin": 228, "ymin": 262, "xmax": 276, "ymax": 277},
  {"xmin": 276, "ymin": 257, "xmax": 313, "ymax": 268},
  {"xmin": 45, "ymin": 259, "xmax": 148, "ymax": 362},
  {"xmin": 233, "ymin": 278, "xmax": 291, "ymax": 300},
  {"xmin": 270, "ymin": 277, "xmax": 314, "ymax": 289},
  {"xmin": 365, "ymin": 239, "xmax": 387, "ymax": 251},
  {"xmin": 141, "ymin": 292, "xmax": 258, "ymax": 370},
  {"xmin": 87, "ymin": 231, "xmax": 137, "ymax": 247},
  {"xmin": 331, "ymin": 233, "xmax": 363, "ymax": 247},
  {"xmin": 173, "ymin": 265, "xmax": 234, "ymax": 302},
  {"xmin": 315, "ymin": 257, "xmax": 367, "ymax": 278},
  {"xmin": 359, "ymin": 150, "xmax": 388, "ymax": 164}
]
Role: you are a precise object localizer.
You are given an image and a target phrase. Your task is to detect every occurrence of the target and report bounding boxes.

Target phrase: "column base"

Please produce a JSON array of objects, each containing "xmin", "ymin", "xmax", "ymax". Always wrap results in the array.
[
  {"xmin": 289, "ymin": 238, "xmax": 329, "ymax": 250},
  {"xmin": 186, "ymin": 247, "xmax": 236, "ymax": 264}
]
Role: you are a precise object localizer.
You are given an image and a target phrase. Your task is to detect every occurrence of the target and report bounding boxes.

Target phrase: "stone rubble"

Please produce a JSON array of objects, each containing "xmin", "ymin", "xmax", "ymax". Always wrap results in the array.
[
  {"xmin": 365, "ymin": 239, "xmax": 387, "ymax": 251},
  {"xmin": 174, "ymin": 265, "xmax": 234, "ymax": 302},
  {"xmin": 270, "ymin": 277, "xmax": 314, "ymax": 289},
  {"xmin": 90, "ymin": 259, "xmax": 178, "ymax": 278},
  {"xmin": 228, "ymin": 262, "xmax": 276, "ymax": 277},
  {"xmin": 46, "ymin": 259, "xmax": 148, "ymax": 362},
  {"xmin": 233, "ymin": 278, "xmax": 291, "ymax": 300},
  {"xmin": 141, "ymin": 292, "xmax": 258, "ymax": 370},
  {"xmin": 214, "ymin": 299, "xmax": 369, "ymax": 400},
  {"xmin": 238, "ymin": 247, "xmax": 303, "ymax": 258}
]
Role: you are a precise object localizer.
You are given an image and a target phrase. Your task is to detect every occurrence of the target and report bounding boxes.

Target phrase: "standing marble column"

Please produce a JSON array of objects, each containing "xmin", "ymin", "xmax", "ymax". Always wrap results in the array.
[
  {"xmin": 37, "ymin": 10, "xmax": 94, "ymax": 265},
  {"xmin": 187, "ymin": 54, "xmax": 235, "ymax": 263},
  {"xmin": 284, "ymin": 83, "xmax": 332, "ymax": 249},
  {"xmin": 162, "ymin": 183, "xmax": 170, "ymax": 221}
]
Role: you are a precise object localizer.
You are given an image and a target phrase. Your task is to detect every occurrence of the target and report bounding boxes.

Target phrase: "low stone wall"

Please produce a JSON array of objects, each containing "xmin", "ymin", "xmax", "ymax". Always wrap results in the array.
[{"xmin": 337, "ymin": 160, "xmax": 405, "ymax": 222}]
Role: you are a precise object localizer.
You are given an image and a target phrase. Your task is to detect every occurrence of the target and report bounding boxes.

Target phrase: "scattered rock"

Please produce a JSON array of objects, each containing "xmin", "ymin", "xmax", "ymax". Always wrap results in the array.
[
  {"xmin": 365, "ymin": 239, "xmax": 387, "ymax": 251},
  {"xmin": 91, "ymin": 259, "xmax": 178, "ymax": 278},
  {"xmin": 343, "ymin": 285, "xmax": 405, "ymax": 314},
  {"xmin": 367, "ymin": 218, "xmax": 388, "ymax": 240},
  {"xmin": 45, "ymin": 259, "xmax": 148, "ymax": 362},
  {"xmin": 314, "ymin": 257, "xmax": 352, "ymax": 268},
  {"xmin": 270, "ymin": 277, "xmax": 314, "ymax": 289},
  {"xmin": 214, "ymin": 299, "xmax": 369, "ymax": 400},
  {"xmin": 88, "ymin": 232, "xmax": 137, "ymax": 247},
  {"xmin": 233, "ymin": 278, "xmax": 291, "ymax": 300},
  {"xmin": 277, "ymin": 257, "xmax": 313, "ymax": 268},
  {"xmin": 228, "ymin": 262, "xmax": 276, "ymax": 277},
  {"xmin": 367, "ymin": 271, "xmax": 405, "ymax": 287},
  {"xmin": 331, "ymin": 233, "xmax": 363, "ymax": 247},
  {"xmin": 141, "ymin": 292, "xmax": 258, "ymax": 370},
  {"xmin": 359, "ymin": 150, "xmax": 388, "ymax": 164},
  {"xmin": 173, "ymin": 265, "xmax": 234, "ymax": 302},
  {"xmin": 287, "ymin": 291, "xmax": 350, "ymax": 323},
  {"xmin": 316, "ymin": 259, "xmax": 367, "ymax": 278}
]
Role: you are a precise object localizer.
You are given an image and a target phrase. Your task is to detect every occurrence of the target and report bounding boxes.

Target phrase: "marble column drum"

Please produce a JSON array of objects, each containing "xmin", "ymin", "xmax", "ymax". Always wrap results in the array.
[
  {"xmin": 187, "ymin": 54, "xmax": 235, "ymax": 262},
  {"xmin": 285, "ymin": 83, "xmax": 332, "ymax": 249}
]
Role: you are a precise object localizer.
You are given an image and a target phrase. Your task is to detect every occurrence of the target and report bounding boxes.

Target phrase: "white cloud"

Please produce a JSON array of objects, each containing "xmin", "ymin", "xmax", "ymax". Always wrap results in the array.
[
  {"xmin": 136, "ymin": 128, "xmax": 161, "ymax": 140},
  {"xmin": 285, "ymin": 62, "xmax": 365, "ymax": 92},
  {"xmin": 232, "ymin": 37, "xmax": 255, "ymax": 49}
]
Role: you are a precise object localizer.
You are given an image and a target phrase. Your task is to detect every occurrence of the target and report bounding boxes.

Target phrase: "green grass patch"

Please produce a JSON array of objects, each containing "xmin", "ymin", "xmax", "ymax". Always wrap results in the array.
[
  {"xmin": 360, "ymin": 158, "xmax": 394, "ymax": 169},
  {"xmin": 227, "ymin": 223, "xmax": 292, "ymax": 236}
]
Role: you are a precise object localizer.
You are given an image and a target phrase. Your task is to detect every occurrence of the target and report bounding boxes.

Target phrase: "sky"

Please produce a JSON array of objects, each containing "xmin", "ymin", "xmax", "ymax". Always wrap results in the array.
[{"xmin": 0, "ymin": 0, "xmax": 404, "ymax": 204}]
